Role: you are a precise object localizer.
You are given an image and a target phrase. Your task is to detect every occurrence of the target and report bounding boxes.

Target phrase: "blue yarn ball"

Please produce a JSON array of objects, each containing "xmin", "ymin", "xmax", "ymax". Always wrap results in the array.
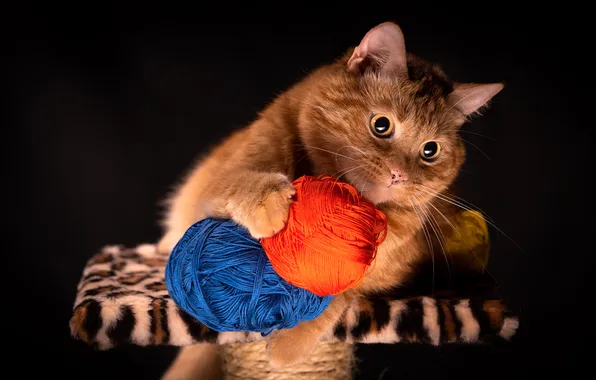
[{"xmin": 165, "ymin": 218, "xmax": 334, "ymax": 335}]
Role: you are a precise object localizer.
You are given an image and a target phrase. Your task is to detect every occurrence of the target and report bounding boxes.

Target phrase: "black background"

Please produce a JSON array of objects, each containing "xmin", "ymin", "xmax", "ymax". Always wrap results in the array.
[{"xmin": 9, "ymin": 3, "xmax": 591, "ymax": 379}]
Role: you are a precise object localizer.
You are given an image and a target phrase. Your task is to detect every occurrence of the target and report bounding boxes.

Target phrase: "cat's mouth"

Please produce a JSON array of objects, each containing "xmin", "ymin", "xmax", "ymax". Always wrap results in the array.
[{"xmin": 334, "ymin": 172, "xmax": 409, "ymax": 205}]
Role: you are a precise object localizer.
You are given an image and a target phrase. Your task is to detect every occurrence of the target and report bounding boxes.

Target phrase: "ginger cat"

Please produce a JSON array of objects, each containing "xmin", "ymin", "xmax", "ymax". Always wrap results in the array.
[{"xmin": 158, "ymin": 21, "xmax": 503, "ymax": 378}]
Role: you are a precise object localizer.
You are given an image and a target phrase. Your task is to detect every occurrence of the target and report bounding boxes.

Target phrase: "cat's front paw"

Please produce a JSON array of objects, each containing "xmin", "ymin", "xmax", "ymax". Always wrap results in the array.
[
  {"xmin": 266, "ymin": 327, "xmax": 320, "ymax": 368},
  {"xmin": 238, "ymin": 174, "xmax": 295, "ymax": 239}
]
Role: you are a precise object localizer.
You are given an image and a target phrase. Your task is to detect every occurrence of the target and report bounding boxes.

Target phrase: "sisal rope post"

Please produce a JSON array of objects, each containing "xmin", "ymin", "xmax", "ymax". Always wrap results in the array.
[{"xmin": 220, "ymin": 341, "xmax": 356, "ymax": 380}]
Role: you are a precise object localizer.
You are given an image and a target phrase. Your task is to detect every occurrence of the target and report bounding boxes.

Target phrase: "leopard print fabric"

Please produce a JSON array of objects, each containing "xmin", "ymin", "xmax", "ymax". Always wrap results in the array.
[{"xmin": 70, "ymin": 244, "xmax": 519, "ymax": 350}]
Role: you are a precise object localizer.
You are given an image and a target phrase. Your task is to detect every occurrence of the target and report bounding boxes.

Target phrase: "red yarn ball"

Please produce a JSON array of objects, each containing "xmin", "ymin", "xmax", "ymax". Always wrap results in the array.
[{"xmin": 260, "ymin": 175, "xmax": 387, "ymax": 296}]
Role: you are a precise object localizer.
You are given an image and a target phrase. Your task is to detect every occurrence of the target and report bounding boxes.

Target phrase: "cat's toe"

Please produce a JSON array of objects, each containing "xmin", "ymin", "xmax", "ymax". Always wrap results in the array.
[{"xmin": 247, "ymin": 187, "xmax": 294, "ymax": 238}]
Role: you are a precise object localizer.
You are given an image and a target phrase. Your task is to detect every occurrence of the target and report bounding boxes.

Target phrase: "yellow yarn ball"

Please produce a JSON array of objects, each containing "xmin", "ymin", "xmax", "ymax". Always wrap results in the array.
[{"xmin": 444, "ymin": 210, "xmax": 490, "ymax": 273}]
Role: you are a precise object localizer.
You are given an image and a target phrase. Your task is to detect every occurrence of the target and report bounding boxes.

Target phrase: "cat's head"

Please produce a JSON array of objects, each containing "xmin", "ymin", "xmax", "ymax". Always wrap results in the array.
[{"xmin": 300, "ymin": 22, "xmax": 502, "ymax": 206}]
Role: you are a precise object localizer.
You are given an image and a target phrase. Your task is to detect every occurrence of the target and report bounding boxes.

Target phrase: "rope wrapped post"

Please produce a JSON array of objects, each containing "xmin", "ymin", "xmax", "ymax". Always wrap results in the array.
[{"xmin": 221, "ymin": 341, "xmax": 355, "ymax": 380}]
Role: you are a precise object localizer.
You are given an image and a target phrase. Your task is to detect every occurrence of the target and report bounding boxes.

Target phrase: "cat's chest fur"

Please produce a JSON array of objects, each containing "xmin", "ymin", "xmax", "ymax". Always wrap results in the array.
[{"xmin": 357, "ymin": 210, "xmax": 425, "ymax": 294}]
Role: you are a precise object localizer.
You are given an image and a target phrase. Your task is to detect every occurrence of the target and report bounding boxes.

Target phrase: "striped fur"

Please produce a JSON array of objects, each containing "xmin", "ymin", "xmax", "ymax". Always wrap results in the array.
[{"xmin": 70, "ymin": 244, "xmax": 518, "ymax": 350}]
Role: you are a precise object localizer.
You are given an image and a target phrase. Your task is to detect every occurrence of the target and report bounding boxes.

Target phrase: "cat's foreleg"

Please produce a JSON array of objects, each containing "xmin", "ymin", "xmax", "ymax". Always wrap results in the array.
[
  {"xmin": 266, "ymin": 290, "xmax": 355, "ymax": 368},
  {"xmin": 157, "ymin": 169, "xmax": 295, "ymax": 254}
]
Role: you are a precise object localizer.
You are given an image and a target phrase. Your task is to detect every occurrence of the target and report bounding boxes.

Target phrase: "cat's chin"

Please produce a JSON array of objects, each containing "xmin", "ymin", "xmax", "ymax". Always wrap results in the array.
[
  {"xmin": 360, "ymin": 186, "xmax": 406, "ymax": 206},
  {"xmin": 341, "ymin": 176, "xmax": 409, "ymax": 206}
]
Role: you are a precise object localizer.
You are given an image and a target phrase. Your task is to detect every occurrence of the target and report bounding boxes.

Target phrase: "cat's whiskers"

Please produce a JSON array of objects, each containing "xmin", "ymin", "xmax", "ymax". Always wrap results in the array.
[
  {"xmin": 359, "ymin": 168, "xmax": 375, "ymax": 195},
  {"xmin": 409, "ymin": 197, "xmax": 435, "ymax": 293},
  {"xmin": 337, "ymin": 159, "xmax": 388, "ymax": 196},
  {"xmin": 459, "ymin": 130, "xmax": 496, "ymax": 140},
  {"xmin": 460, "ymin": 137, "xmax": 491, "ymax": 160},
  {"xmin": 416, "ymin": 183, "xmax": 496, "ymax": 224},
  {"xmin": 343, "ymin": 162, "xmax": 377, "ymax": 196},
  {"xmin": 337, "ymin": 145, "xmax": 371, "ymax": 160},
  {"xmin": 416, "ymin": 185, "xmax": 524, "ymax": 253},
  {"xmin": 333, "ymin": 146, "xmax": 368, "ymax": 168},
  {"xmin": 295, "ymin": 143, "xmax": 392, "ymax": 191},
  {"xmin": 293, "ymin": 143, "xmax": 323, "ymax": 166},
  {"xmin": 416, "ymin": 196, "xmax": 450, "ymax": 256},
  {"xmin": 447, "ymin": 191, "xmax": 501, "ymax": 224},
  {"xmin": 330, "ymin": 165, "xmax": 367, "ymax": 182},
  {"xmin": 345, "ymin": 168, "xmax": 368, "ymax": 194},
  {"xmin": 425, "ymin": 196, "xmax": 463, "ymax": 240},
  {"xmin": 336, "ymin": 144, "xmax": 393, "ymax": 177},
  {"xmin": 412, "ymin": 194, "xmax": 452, "ymax": 281},
  {"xmin": 424, "ymin": 194, "xmax": 501, "ymax": 285},
  {"xmin": 293, "ymin": 149, "xmax": 313, "ymax": 167}
]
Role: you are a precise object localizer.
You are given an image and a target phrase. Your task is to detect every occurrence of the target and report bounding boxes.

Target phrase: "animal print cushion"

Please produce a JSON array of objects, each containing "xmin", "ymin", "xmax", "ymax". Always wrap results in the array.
[{"xmin": 69, "ymin": 244, "xmax": 519, "ymax": 350}]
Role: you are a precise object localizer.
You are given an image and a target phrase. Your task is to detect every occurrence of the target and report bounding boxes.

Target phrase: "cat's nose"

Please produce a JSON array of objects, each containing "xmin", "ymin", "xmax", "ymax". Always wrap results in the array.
[{"xmin": 390, "ymin": 169, "xmax": 408, "ymax": 184}]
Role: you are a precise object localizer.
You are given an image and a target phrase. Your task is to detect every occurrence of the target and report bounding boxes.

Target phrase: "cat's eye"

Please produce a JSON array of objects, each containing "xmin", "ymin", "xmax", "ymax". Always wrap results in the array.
[
  {"xmin": 419, "ymin": 141, "xmax": 441, "ymax": 162},
  {"xmin": 369, "ymin": 114, "xmax": 394, "ymax": 138}
]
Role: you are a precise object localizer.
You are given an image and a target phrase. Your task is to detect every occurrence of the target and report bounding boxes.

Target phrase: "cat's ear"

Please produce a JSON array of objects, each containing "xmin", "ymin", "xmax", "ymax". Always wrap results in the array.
[
  {"xmin": 347, "ymin": 22, "xmax": 408, "ymax": 77},
  {"xmin": 448, "ymin": 83, "xmax": 504, "ymax": 116}
]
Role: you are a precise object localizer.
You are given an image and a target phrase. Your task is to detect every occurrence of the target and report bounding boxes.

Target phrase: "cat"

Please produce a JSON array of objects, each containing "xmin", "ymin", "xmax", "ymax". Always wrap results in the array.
[{"xmin": 158, "ymin": 21, "xmax": 503, "ymax": 378}]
